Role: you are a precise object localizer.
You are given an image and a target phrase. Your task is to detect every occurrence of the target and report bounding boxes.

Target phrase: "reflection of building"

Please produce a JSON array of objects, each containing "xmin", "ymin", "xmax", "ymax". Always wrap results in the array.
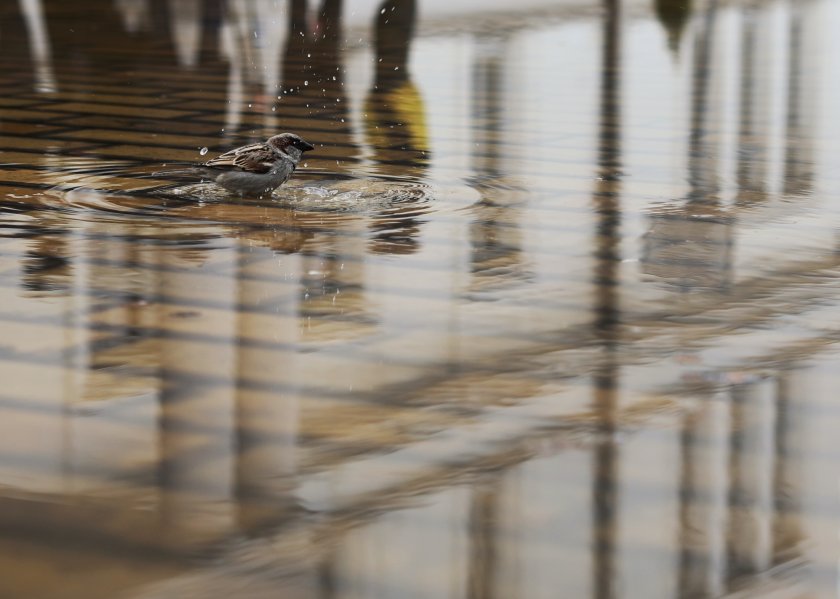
[
  {"xmin": 0, "ymin": 0, "xmax": 838, "ymax": 597},
  {"xmin": 642, "ymin": 0, "xmax": 822, "ymax": 293}
]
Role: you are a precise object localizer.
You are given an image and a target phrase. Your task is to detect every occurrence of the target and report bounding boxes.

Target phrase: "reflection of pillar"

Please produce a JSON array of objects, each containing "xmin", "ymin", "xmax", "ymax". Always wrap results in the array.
[
  {"xmin": 220, "ymin": 0, "xmax": 289, "ymax": 133},
  {"xmin": 157, "ymin": 255, "xmax": 237, "ymax": 546},
  {"xmin": 471, "ymin": 37, "xmax": 504, "ymax": 179},
  {"xmin": 298, "ymin": 220, "xmax": 372, "ymax": 342},
  {"xmin": 167, "ymin": 0, "xmax": 202, "ymax": 68},
  {"xmin": 467, "ymin": 36, "xmax": 528, "ymax": 292},
  {"xmin": 783, "ymin": 0, "xmax": 821, "ymax": 196},
  {"xmin": 19, "ymin": 0, "xmax": 56, "ymax": 92},
  {"xmin": 641, "ymin": 0, "xmax": 733, "ymax": 292},
  {"xmin": 234, "ymin": 243, "xmax": 300, "ymax": 532},
  {"xmin": 726, "ymin": 381, "xmax": 775, "ymax": 584},
  {"xmin": 770, "ymin": 372, "xmax": 805, "ymax": 565},
  {"xmin": 115, "ymin": 0, "xmax": 151, "ymax": 33},
  {"xmin": 735, "ymin": 5, "xmax": 773, "ymax": 202},
  {"xmin": 687, "ymin": 0, "xmax": 720, "ymax": 199},
  {"xmin": 591, "ymin": 1, "xmax": 622, "ymax": 598},
  {"xmin": 677, "ymin": 398, "xmax": 729, "ymax": 597},
  {"xmin": 467, "ymin": 482, "xmax": 499, "ymax": 599}
]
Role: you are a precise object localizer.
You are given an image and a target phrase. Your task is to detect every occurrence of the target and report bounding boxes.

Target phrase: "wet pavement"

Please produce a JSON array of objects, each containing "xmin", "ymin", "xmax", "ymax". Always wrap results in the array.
[{"xmin": 1, "ymin": 0, "xmax": 840, "ymax": 597}]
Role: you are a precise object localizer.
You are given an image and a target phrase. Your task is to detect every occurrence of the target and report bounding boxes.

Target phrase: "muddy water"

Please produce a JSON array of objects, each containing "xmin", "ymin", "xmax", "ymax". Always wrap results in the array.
[{"xmin": 1, "ymin": 0, "xmax": 840, "ymax": 597}]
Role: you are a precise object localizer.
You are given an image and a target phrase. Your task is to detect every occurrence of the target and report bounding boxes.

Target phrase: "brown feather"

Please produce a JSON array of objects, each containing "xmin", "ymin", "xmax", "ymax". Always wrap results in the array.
[{"xmin": 205, "ymin": 143, "xmax": 276, "ymax": 174}]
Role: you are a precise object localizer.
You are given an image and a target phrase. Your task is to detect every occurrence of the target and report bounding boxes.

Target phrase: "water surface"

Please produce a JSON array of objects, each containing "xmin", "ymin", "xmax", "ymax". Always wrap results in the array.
[{"xmin": 1, "ymin": 0, "xmax": 840, "ymax": 597}]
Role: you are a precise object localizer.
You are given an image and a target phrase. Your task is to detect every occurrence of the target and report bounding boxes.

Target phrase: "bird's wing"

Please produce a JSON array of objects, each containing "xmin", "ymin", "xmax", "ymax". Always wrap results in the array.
[{"xmin": 205, "ymin": 143, "xmax": 275, "ymax": 173}]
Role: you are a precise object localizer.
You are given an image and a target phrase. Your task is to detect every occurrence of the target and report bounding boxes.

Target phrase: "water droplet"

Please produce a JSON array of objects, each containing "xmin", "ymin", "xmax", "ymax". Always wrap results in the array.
[
  {"xmin": 304, "ymin": 80, "xmax": 309, "ymax": 86},
  {"xmin": 380, "ymin": 7, "xmax": 386, "ymax": 13},
  {"xmin": 199, "ymin": 147, "xmax": 208, "ymax": 155}
]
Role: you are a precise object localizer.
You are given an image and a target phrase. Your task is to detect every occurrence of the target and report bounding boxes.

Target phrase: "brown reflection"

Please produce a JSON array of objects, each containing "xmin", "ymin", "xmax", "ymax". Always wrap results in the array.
[
  {"xmin": 735, "ymin": 4, "xmax": 771, "ymax": 205},
  {"xmin": 466, "ymin": 36, "xmax": 533, "ymax": 296},
  {"xmin": 783, "ymin": 0, "xmax": 819, "ymax": 197},
  {"xmin": 468, "ymin": 481, "xmax": 500, "ymax": 599},
  {"xmin": 591, "ymin": 1, "xmax": 622, "ymax": 598}
]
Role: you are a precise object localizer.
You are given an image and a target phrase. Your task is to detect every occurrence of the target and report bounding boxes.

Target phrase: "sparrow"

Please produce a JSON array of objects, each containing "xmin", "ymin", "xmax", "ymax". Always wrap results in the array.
[{"xmin": 157, "ymin": 133, "xmax": 315, "ymax": 197}]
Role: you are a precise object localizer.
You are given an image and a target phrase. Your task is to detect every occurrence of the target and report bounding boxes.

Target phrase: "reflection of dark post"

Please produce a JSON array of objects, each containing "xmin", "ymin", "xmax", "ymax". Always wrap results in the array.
[
  {"xmin": 782, "ymin": 3, "xmax": 815, "ymax": 196},
  {"xmin": 471, "ymin": 38, "xmax": 504, "ymax": 179},
  {"xmin": 466, "ymin": 38, "xmax": 529, "ymax": 291},
  {"xmin": 282, "ymin": 0, "xmax": 311, "ymax": 93},
  {"xmin": 677, "ymin": 401, "xmax": 728, "ymax": 597},
  {"xmin": 468, "ymin": 482, "xmax": 499, "ymax": 599},
  {"xmin": 687, "ymin": 0, "xmax": 719, "ymax": 200},
  {"xmin": 677, "ymin": 412, "xmax": 705, "ymax": 597},
  {"xmin": 735, "ymin": 6, "xmax": 767, "ymax": 203},
  {"xmin": 233, "ymin": 246, "xmax": 299, "ymax": 533},
  {"xmin": 592, "ymin": 1, "xmax": 622, "ymax": 598},
  {"xmin": 373, "ymin": 0, "xmax": 416, "ymax": 90},
  {"xmin": 771, "ymin": 373, "xmax": 804, "ymax": 565},
  {"xmin": 725, "ymin": 383, "xmax": 774, "ymax": 587}
]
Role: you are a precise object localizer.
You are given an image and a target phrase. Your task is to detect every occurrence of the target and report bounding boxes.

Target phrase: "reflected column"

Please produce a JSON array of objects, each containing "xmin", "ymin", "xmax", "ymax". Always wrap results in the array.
[
  {"xmin": 725, "ymin": 380, "xmax": 776, "ymax": 586},
  {"xmin": 467, "ymin": 35, "xmax": 531, "ymax": 296},
  {"xmin": 782, "ymin": 0, "xmax": 822, "ymax": 196},
  {"xmin": 735, "ymin": 3, "xmax": 774, "ymax": 204},
  {"xmin": 770, "ymin": 372, "xmax": 805, "ymax": 566},
  {"xmin": 591, "ymin": 1, "xmax": 623, "ymax": 598},
  {"xmin": 677, "ymin": 397, "xmax": 729, "ymax": 597},
  {"xmin": 233, "ymin": 243, "xmax": 302, "ymax": 532},
  {"xmin": 157, "ymin": 248, "xmax": 238, "ymax": 547},
  {"xmin": 19, "ymin": 0, "xmax": 56, "ymax": 92}
]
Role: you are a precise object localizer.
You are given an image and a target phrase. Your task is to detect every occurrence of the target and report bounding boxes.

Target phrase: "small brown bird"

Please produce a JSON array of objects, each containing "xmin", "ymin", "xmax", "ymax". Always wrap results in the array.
[{"xmin": 158, "ymin": 133, "xmax": 315, "ymax": 197}]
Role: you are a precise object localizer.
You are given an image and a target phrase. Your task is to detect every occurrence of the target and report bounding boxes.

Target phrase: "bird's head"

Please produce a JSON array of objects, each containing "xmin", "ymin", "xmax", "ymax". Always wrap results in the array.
[{"xmin": 268, "ymin": 133, "xmax": 316, "ymax": 155}]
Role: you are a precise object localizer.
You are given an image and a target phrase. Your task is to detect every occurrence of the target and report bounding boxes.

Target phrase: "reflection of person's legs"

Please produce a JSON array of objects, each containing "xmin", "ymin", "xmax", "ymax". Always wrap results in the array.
[
  {"xmin": 320, "ymin": 0, "xmax": 343, "ymax": 39},
  {"xmin": 374, "ymin": 0, "xmax": 416, "ymax": 90}
]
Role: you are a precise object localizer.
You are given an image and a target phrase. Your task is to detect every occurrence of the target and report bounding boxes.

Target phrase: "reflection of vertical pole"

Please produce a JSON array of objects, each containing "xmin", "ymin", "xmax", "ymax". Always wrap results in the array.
[
  {"xmin": 167, "ymin": 0, "xmax": 203, "ymax": 68},
  {"xmin": 771, "ymin": 372, "xmax": 804, "ymax": 564},
  {"xmin": 592, "ymin": 1, "xmax": 622, "ymax": 598},
  {"xmin": 735, "ymin": 4, "xmax": 773, "ymax": 202},
  {"xmin": 234, "ymin": 243, "xmax": 300, "ymax": 532},
  {"xmin": 687, "ymin": 0, "xmax": 719, "ymax": 199},
  {"xmin": 467, "ymin": 482, "xmax": 499, "ymax": 599},
  {"xmin": 783, "ymin": 0, "xmax": 820, "ymax": 196},
  {"xmin": 726, "ymin": 382, "xmax": 775, "ymax": 586},
  {"xmin": 677, "ymin": 399, "xmax": 729, "ymax": 597},
  {"xmin": 471, "ymin": 37, "xmax": 504, "ymax": 179},
  {"xmin": 19, "ymin": 0, "xmax": 56, "ymax": 92},
  {"xmin": 157, "ymin": 256, "xmax": 237, "ymax": 546}
]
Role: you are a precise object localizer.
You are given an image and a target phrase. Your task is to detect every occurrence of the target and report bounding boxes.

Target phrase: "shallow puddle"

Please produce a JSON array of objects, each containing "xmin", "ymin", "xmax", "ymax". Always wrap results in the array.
[{"xmin": 1, "ymin": 0, "xmax": 840, "ymax": 597}]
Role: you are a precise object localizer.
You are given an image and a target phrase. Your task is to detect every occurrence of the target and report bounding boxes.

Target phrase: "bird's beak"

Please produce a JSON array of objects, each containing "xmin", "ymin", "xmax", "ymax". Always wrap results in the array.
[{"xmin": 299, "ymin": 140, "xmax": 315, "ymax": 152}]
